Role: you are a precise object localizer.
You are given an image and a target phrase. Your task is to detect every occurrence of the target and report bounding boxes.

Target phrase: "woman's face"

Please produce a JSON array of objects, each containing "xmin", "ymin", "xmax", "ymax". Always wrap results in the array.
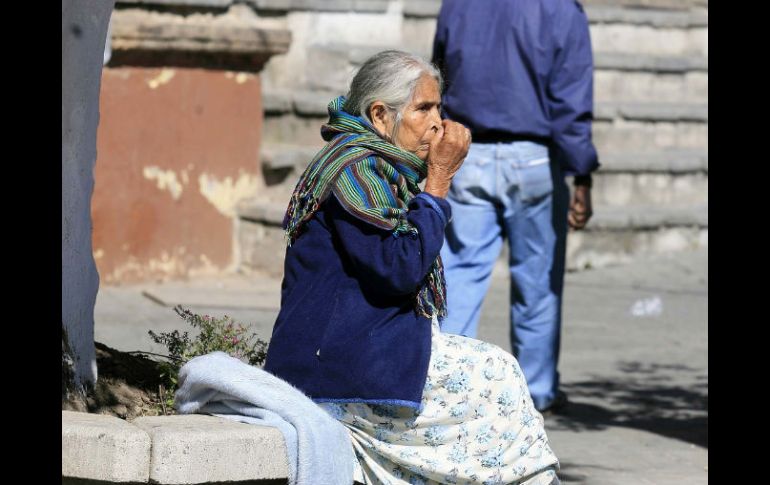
[{"xmin": 370, "ymin": 74, "xmax": 443, "ymax": 161}]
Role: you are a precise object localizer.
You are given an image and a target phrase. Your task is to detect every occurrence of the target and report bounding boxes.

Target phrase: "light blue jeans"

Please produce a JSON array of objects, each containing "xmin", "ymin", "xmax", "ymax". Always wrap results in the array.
[{"xmin": 439, "ymin": 141, "xmax": 570, "ymax": 411}]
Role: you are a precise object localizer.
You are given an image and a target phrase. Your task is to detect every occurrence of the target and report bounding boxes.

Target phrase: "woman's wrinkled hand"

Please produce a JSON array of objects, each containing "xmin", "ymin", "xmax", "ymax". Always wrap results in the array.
[{"xmin": 424, "ymin": 120, "xmax": 471, "ymax": 198}]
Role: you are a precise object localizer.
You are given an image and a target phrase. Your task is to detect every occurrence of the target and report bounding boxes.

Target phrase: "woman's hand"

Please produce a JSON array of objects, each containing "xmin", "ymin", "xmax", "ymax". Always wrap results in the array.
[{"xmin": 424, "ymin": 120, "xmax": 471, "ymax": 198}]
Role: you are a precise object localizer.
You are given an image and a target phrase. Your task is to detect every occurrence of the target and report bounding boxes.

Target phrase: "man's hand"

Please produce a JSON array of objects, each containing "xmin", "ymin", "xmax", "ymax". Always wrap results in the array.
[{"xmin": 568, "ymin": 185, "xmax": 593, "ymax": 230}]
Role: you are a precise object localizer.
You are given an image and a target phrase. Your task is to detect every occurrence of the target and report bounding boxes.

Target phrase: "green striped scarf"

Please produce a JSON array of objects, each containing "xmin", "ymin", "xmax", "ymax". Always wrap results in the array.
[{"xmin": 283, "ymin": 96, "xmax": 446, "ymax": 319}]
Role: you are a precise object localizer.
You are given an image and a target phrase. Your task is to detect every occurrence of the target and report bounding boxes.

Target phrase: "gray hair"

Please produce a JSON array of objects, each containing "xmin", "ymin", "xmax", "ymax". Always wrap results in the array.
[{"xmin": 345, "ymin": 50, "xmax": 443, "ymax": 140}]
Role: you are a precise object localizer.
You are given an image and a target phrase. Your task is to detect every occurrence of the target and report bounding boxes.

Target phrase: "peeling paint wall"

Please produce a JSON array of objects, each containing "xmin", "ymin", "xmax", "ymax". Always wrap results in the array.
[
  {"xmin": 198, "ymin": 171, "xmax": 260, "ymax": 218},
  {"xmin": 143, "ymin": 166, "xmax": 184, "ymax": 200},
  {"xmin": 92, "ymin": 67, "xmax": 263, "ymax": 283}
]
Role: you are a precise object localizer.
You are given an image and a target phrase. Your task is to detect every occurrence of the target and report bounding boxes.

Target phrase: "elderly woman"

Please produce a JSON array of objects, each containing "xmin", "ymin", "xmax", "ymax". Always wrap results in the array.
[{"xmin": 263, "ymin": 50, "xmax": 560, "ymax": 485}]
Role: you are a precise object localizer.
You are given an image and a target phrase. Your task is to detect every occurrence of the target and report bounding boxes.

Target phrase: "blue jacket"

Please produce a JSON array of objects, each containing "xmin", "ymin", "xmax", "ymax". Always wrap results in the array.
[
  {"xmin": 263, "ymin": 187, "xmax": 452, "ymax": 409},
  {"xmin": 433, "ymin": 0, "xmax": 600, "ymax": 177}
]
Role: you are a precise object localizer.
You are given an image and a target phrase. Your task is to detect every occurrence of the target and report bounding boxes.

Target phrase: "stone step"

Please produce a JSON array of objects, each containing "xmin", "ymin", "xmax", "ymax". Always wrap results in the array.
[
  {"xmin": 595, "ymin": 52, "xmax": 707, "ymax": 73},
  {"xmin": 589, "ymin": 23, "xmax": 706, "ymax": 59},
  {"xmin": 503, "ymin": 206, "xmax": 709, "ymax": 273},
  {"xmin": 593, "ymin": 118, "xmax": 707, "ymax": 153},
  {"xmin": 264, "ymin": 87, "xmax": 708, "ymax": 121},
  {"xmin": 249, "ymin": 0, "xmax": 390, "ymax": 13},
  {"xmin": 595, "ymin": 69, "xmax": 707, "ymax": 104},
  {"xmin": 599, "ymin": 150, "xmax": 707, "ymax": 173},
  {"xmin": 266, "ymin": 49, "xmax": 709, "ymax": 102},
  {"xmin": 236, "ymin": 193, "xmax": 709, "ymax": 229},
  {"xmin": 592, "ymin": 172, "xmax": 708, "ymax": 208},
  {"xmin": 585, "ymin": 5, "xmax": 708, "ymax": 27},
  {"xmin": 263, "ymin": 115, "xmax": 708, "ymax": 155},
  {"xmin": 566, "ymin": 204, "xmax": 708, "ymax": 270},
  {"xmin": 238, "ymin": 199, "xmax": 286, "ymax": 226},
  {"xmin": 120, "ymin": 0, "xmax": 706, "ymax": 18},
  {"xmin": 263, "ymin": 91, "xmax": 709, "ymax": 149},
  {"xmin": 237, "ymin": 200, "xmax": 289, "ymax": 276},
  {"xmin": 117, "ymin": 0, "xmax": 390, "ymax": 12},
  {"xmin": 256, "ymin": 144, "xmax": 711, "ymax": 209},
  {"xmin": 401, "ymin": 3, "xmax": 707, "ymax": 55},
  {"xmin": 588, "ymin": 204, "xmax": 707, "ymax": 230},
  {"xmin": 260, "ymin": 144, "xmax": 708, "ymax": 172},
  {"xmin": 262, "ymin": 111, "xmax": 329, "ymax": 146},
  {"xmin": 263, "ymin": 89, "xmax": 340, "ymax": 117},
  {"xmin": 257, "ymin": 152, "xmax": 709, "ymax": 208},
  {"xmin": 592, "ymin": 151, "xmax": 707, "ymax": 207},
  {"xmin": 235, "ymin": 197, "xmax": 708, "ymax": 276},
  {"xmin": 595, "ymin": 102, "xmax": 707, "ymax": 122},
  {"xmin": 258, "ymin": 148, "xmax": 707, "ymax": 209},
  {"xmin": 403, "ymin": 2, "xmax": 709, "ymax": 19},
  {"xmin": 236, "ymin": 192, "xmax": 706, "ymax": 222},
  {"xmin": 261, "ymin": 143, "xmax": 323, "ymax": 171}
]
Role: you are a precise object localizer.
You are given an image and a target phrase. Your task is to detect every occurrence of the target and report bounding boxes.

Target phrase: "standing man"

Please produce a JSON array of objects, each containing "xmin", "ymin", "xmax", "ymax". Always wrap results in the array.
[{"xmin": 433, "ymin": 0, "xmax": 600, "ymax": 413}]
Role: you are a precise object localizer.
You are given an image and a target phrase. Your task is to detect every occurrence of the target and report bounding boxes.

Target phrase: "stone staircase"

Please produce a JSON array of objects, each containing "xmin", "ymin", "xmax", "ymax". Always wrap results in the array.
[{"xmin": 237, "ymin": 1, "xmax": 708, "ymax": 275}]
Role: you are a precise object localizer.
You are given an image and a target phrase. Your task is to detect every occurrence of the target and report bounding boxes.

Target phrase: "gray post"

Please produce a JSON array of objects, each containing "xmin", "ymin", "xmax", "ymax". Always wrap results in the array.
[{"xmin": 62, "ymin": 0, "xmax": 115, "ymax": 400}]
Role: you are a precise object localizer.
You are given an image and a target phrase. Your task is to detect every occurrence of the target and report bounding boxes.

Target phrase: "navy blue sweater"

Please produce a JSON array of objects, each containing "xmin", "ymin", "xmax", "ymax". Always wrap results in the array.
[{"xmin": 263, "ymin": 191, "xmax": 452, "ymax": 409}]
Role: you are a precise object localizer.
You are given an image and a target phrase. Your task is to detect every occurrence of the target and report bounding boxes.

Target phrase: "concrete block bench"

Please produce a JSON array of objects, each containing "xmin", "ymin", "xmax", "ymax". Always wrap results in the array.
[{"xmin": 62, "ymin": 411, "xmax": 290, "ymax": 484}]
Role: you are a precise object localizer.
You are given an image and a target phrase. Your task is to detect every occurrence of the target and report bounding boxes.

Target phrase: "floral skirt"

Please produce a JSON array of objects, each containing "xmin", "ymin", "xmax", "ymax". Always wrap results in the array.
[{"xmin": 318, "ymin": 318, "xmax": 560, "ymax": 485}]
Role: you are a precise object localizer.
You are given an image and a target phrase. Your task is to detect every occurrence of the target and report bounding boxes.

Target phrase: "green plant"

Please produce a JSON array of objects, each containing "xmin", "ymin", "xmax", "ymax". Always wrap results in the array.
[{"xmin": 145, "ymin": 305, "xmax": 269, "ymax": 413}]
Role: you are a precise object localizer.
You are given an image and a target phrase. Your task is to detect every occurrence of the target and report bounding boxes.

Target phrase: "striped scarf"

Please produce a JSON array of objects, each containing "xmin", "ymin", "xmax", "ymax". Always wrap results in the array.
[{"xmin": 283, "ymin": 96, "xmax": 447, "ymax": 319}]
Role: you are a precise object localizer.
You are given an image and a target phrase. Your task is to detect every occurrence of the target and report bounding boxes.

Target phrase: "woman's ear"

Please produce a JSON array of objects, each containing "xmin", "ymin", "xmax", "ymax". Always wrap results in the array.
[{"xmin": 369, "ymin": 101, "xmax": 392, "ymax": 139}]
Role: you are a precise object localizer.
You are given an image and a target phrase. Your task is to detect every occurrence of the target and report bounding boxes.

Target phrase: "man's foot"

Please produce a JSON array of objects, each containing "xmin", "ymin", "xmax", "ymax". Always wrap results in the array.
[{"xmin": 537, "ymin": 390, "xmax": 568, "ymax": 416}]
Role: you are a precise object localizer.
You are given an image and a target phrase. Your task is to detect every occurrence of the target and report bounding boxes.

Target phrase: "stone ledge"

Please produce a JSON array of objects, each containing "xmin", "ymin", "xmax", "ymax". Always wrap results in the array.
[
  {"xmin": 588, "ymin": 205, "xmax": 708, "ymax": 230},
  {"xmin": 62, "ymin": 411, "xmax": 151, "ymax": 483},
  {"xmin": 62, "ymin": 411, "xmax": 289, "ymax": 484},
  {"xmin": 109, "ymin": 9, "xmax": 291, "ymax": 71},
  {"xmin": 595, "ymin": 52, "xmax": 708, "ymax": 73},
  {"xmin": 237, "ymin": 200, "xmax": 287, "ymax": 226},
  {"xmin": 595, "ymin": 102, "xmax": 708, "ymax": 122},
  {"xmin": 598, "ymin": 150, "xmax": 707, "ymax": 173},
  {"xmin": 585, "ymin": 5, "xmax": 708, "ymax": 27},
  {"xmin": 248, "ymin": 0, "xmax": 389, "ymax": 13},
  {"xmin": 261, "ymin": 144, "xmax": 321, "ymax": 170}
]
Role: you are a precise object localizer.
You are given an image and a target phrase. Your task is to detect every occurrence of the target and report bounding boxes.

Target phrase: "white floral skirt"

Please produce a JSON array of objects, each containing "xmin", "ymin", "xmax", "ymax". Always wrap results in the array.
[{"xmin": 319, "ymin": 318, "xmax": 560, "ymax": 485}]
